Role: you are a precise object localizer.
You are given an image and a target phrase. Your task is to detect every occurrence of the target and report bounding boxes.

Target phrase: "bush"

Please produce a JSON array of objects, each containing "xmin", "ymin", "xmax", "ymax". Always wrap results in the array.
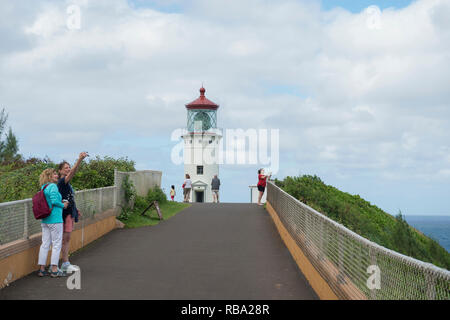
[
  {"xmin": 0, "ymin": 155, "xmax": 135, "ymax": 203},
  {"xmin": 146, "ymin": 186, "xmax": 167, "ymax": 204},
  {"xmin": 121, "ymin": 175, "xmax": 137, "ymax": 209},
  {"xmin": 0, "ymin": 162, "xmax": 51, "ymax": 203},
  {"xmin": 134, "ymin": 196, "xmax": 149, "ymax": 209},
  {"xmin": 71, "ymin": 156, "xmax": 135, "ymax": 190}
]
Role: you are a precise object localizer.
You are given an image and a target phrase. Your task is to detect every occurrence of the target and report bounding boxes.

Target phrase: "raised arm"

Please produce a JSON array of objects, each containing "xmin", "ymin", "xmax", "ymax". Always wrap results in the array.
[{"xmin": 64, "ymin": 152, "xmax": 88, "ymax": 184}]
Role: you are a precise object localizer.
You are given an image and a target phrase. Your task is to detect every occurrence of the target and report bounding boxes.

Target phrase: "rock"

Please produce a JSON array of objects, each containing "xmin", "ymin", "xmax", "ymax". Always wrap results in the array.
[{"xmin": 115, "ymin": 219, "xmax": 125, "ymax": 229}]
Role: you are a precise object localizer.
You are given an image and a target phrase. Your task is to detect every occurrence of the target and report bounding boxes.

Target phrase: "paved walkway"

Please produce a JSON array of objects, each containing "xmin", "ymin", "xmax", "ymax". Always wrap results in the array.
[{"xmin": 0, "ymin": 203, "xmax": 317, "ymax": 300}]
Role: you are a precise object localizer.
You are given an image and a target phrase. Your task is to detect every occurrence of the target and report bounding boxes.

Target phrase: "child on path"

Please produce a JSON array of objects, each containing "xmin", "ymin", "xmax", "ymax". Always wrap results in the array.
[{"xmin": 170, "ymin": 185, "xmax": 176, "ymax": 201}]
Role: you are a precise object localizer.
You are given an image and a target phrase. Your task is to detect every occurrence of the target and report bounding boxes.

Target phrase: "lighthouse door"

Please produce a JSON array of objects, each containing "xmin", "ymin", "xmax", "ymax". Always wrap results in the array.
[{"xmin": 195, "ymin": 191, "xmax": 204, "ymax": 203}]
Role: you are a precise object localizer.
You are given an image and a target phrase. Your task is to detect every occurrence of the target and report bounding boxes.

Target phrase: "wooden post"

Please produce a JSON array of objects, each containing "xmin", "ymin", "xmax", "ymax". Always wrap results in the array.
[{"xmin": 141, "ymin": 201, "xmax": 163, "ymax": 221}]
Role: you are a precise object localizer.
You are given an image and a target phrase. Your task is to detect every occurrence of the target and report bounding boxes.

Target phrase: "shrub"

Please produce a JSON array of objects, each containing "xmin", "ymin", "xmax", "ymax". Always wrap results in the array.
[
  {"xmin": 0, "ymin": 155, "xmax": 135, "ymax": 203},
  {"xmin": 134, "ymin": 196, "xmax": 149, "ymax": 210},
  {"xmin": 71, "ymin": 156, "xmax": 135, "ymax": 190},
  {"xmin": 146, "ymin": 186, "xmax": 167, "ymax": 204},
  {"xmin": 118, "ymin": 207, "xmax": 132, "ymax": 221},
  {"xmin": 0, "ymin": 162, "xmax": 51, "ymax": 203},
  {"xmin": 122, "ymin": 175, "xmax": 137, "ymax": 208}
]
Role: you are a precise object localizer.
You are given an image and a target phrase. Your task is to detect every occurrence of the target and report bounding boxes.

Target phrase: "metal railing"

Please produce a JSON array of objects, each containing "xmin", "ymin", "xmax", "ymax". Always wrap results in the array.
[
  {"xmin": 0, "ymin": 186, "xmax": 117, "ymax": 246},
  {"xmin": 267, "ymin": 181, "xmax": 450, "ymax": 300}
]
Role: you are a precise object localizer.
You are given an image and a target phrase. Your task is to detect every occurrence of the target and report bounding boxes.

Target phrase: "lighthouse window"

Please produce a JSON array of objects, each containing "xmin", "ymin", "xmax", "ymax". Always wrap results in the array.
[
  {"xmin": 197, "ymin": 166, "xmax": 204, "ymax": 175},
  {"xmin": 209, "ymin": 140, "xmax": 212, "ymax": 144}
]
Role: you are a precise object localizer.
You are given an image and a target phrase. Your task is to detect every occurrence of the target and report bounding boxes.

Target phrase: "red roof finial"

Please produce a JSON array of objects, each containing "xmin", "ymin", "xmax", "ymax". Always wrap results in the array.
[{"xmin": 200, "ymin": 87, "xmax": 206, "ymax": 96}]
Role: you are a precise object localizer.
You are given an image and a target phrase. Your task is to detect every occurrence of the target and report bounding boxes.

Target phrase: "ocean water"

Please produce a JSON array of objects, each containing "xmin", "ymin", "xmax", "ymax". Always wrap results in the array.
[{"xmin": 404, "ymin": 215, "xmax": 450, "ymax": 253}]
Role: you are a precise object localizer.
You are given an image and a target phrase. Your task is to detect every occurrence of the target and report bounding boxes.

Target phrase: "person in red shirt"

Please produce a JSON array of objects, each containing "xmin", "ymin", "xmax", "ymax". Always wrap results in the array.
[{"xmin": 257, "ymin": 168, "xmax": 271, "ymax": 206}]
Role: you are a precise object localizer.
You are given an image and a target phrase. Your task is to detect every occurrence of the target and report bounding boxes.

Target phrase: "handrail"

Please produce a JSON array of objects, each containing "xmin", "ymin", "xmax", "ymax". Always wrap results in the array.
[{"xmin": 0, "ymin": 186, "xmax": 117, "ymax": 245}]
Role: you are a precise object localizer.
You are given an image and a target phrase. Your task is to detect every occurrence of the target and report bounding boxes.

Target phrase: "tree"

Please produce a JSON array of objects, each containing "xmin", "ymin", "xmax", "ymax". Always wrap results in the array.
[
  {"xmin": 392, "ymin": 212, "xmax": 419, "ymax": 257},
  {"xmin": 0, "ymin": 108, "xmax": 8, "ymax": 157},
  {"xmin": 0, "ymin": 108, "xmax": 20, "ymax": 163}
]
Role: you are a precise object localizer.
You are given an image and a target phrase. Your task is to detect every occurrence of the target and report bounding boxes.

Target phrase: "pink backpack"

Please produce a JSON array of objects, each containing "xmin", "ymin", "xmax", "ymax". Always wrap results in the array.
[{"xmin": 32, "ymin": 184, "xmax": 52, "ymax": 220}]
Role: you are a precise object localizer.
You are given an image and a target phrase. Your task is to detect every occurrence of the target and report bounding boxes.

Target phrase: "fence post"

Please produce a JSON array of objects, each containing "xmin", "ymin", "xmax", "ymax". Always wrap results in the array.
[
  {"xmin": 425, "ymin": 272, "xmax": 436, "ymax": 300},
  {"xmin": 304, "ymin": 210, "xmax": 311, "ymax": 249},
  {"xmin": 369, "ymin": 247, "xmax": 377, "ymax": 300},
  {"xmin": 113, "ymin": 169, "xmax": 118, "ymax": 210},
  {"xmin": 337, "ymin": 231, "xmax": 346, "ymax": 285},
  {"xmin": 23, "ymin": 202, "xmax": 29, "ymax": 239},
  {"xmin": 318, "ymin": 218, "xmax": 325, "ymax": 262},
  {"xmin": 99, "ymin": 188, "xmax": 103, "ymax": 213}
]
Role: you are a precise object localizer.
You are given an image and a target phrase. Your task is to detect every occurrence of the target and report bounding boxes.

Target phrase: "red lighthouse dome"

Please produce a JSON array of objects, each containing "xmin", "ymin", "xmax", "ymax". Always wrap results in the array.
[{"xmin": 186, "ymin": 87, "xmax": 219, "ymax": 110}]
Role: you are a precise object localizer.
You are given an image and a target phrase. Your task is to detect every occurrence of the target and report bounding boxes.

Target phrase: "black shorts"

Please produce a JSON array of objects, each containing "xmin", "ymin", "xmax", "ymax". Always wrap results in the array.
[{"xmin": 257, "ymin": 185, "xmax": 265, "ymax": 192}]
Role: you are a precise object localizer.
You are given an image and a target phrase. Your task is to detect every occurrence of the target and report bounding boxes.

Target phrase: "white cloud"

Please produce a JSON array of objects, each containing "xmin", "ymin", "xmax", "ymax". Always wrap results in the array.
[
  {"xmin": 24, "ymin": 6, "xmax": 65, "ymax": 38},
  {"xmin": 0, "ymin": 0, "xmax": 449, "ymax": 208}
]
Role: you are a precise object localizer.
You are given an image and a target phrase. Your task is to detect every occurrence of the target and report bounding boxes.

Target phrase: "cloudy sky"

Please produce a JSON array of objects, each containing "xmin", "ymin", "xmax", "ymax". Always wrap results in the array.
[{"xmin": 1, "ymin": 0, "xmax": 449, "ymax": 215}]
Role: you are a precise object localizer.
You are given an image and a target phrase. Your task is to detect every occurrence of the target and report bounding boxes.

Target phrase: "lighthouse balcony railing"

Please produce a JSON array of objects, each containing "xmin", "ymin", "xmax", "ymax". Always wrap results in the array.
[{"xmin": 182, "ymin": 127, "xmax": 223, "ymax": 136}]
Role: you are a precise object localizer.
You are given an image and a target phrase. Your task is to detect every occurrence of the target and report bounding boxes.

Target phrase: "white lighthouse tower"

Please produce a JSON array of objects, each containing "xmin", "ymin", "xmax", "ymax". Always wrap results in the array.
[{"xmin": 182, "ymin": 87, "xmax": 222, "ymax": 203}]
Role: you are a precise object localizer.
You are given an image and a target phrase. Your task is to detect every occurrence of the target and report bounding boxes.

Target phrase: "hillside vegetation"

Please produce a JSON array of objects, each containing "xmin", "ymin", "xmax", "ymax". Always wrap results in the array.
[
  {"xmin": 275, "ymin": 175, "xmax": 450, "ymax": 270},
  {"xmin": 0, "ymin": 156, "xmax": 135, "ymax": 203}
]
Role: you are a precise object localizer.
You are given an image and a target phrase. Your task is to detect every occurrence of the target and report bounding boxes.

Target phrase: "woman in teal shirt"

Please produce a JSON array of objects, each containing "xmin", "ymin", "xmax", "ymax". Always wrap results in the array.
[{"xmin": 37, "ymin": 168, "xmax": 68, "ymax": 277}]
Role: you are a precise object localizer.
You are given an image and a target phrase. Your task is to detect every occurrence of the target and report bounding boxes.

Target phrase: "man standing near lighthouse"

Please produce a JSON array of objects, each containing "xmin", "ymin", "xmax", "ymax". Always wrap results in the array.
[{"xmin": 211, "ymin": 175, "xmax": 221, "ymax": 203}]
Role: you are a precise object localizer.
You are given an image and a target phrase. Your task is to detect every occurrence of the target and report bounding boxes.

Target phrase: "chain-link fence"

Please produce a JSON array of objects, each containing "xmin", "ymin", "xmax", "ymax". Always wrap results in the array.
[
  {"xmin": 0, "ymin": 186, "xmax": 117, "ymax": 246},
  {"xmin": 267, "ymin": 181, "xmax": 450, "ymax": 300}
]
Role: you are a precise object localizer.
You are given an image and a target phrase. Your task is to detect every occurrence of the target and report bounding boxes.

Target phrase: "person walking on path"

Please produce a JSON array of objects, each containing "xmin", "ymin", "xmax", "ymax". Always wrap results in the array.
[
  {"xmin": 170, "ymin": 185, "xmax": 176, "ymax": 201},
  {"xmin": 183, "ymin": 174, "xmax": 192, "ymax": 202},
  {"xmin": 37, "ymin": 168, "xmax": 69, "ymax": 278},
  {"xmin": 257, "ymin": 168, "xmax": 271, "ymax": 206},
  {"xmin": 57, "ymin": 152, "xmax": 88, "ymax": 274},
  {"xmin": 211, "ymin": 175, "xmax": 220, "ymax": 203}
]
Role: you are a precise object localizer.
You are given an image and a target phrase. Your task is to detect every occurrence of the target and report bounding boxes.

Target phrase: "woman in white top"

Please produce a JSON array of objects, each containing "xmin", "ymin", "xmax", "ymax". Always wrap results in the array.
[{"xmin": 184, "ymin": 174, "xmax": 192, "ymax": 202}]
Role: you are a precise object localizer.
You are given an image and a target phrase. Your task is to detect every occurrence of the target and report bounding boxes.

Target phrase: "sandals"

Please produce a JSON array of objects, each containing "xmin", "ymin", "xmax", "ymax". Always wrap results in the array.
[
  {"xmin": 38, "ymin": 267, "xmax": 64, "ymax": 277},
  {"xmin": 37, "ymin": 269, "xmax": 49, "ymax": 277},
  {"xmin": 50, "ymin": 269, "xmax": 65, "ymax": 278}
]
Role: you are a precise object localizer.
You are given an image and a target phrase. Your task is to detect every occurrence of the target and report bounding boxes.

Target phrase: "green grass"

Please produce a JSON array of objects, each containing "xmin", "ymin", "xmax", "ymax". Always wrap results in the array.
[{"xmin": 119, "ymin": 201, "xmax": 191, "ymax": 229}]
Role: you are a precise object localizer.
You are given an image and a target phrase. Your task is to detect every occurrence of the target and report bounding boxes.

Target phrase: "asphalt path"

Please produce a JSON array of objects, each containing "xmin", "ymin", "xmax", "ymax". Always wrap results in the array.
[{"xmin": 0, "ymin": 203, "xmax": 317, "ymax": 300}]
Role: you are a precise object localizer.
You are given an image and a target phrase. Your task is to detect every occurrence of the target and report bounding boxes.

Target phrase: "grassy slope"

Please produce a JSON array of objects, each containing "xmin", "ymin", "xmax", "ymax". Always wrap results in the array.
[
  {"xmin": 275, "ymin": 175, "xmax": 450, "ymax": 270},
  {"xmin": 119, "ymin": 201, "xmax": 191, "ymax": 229}
]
